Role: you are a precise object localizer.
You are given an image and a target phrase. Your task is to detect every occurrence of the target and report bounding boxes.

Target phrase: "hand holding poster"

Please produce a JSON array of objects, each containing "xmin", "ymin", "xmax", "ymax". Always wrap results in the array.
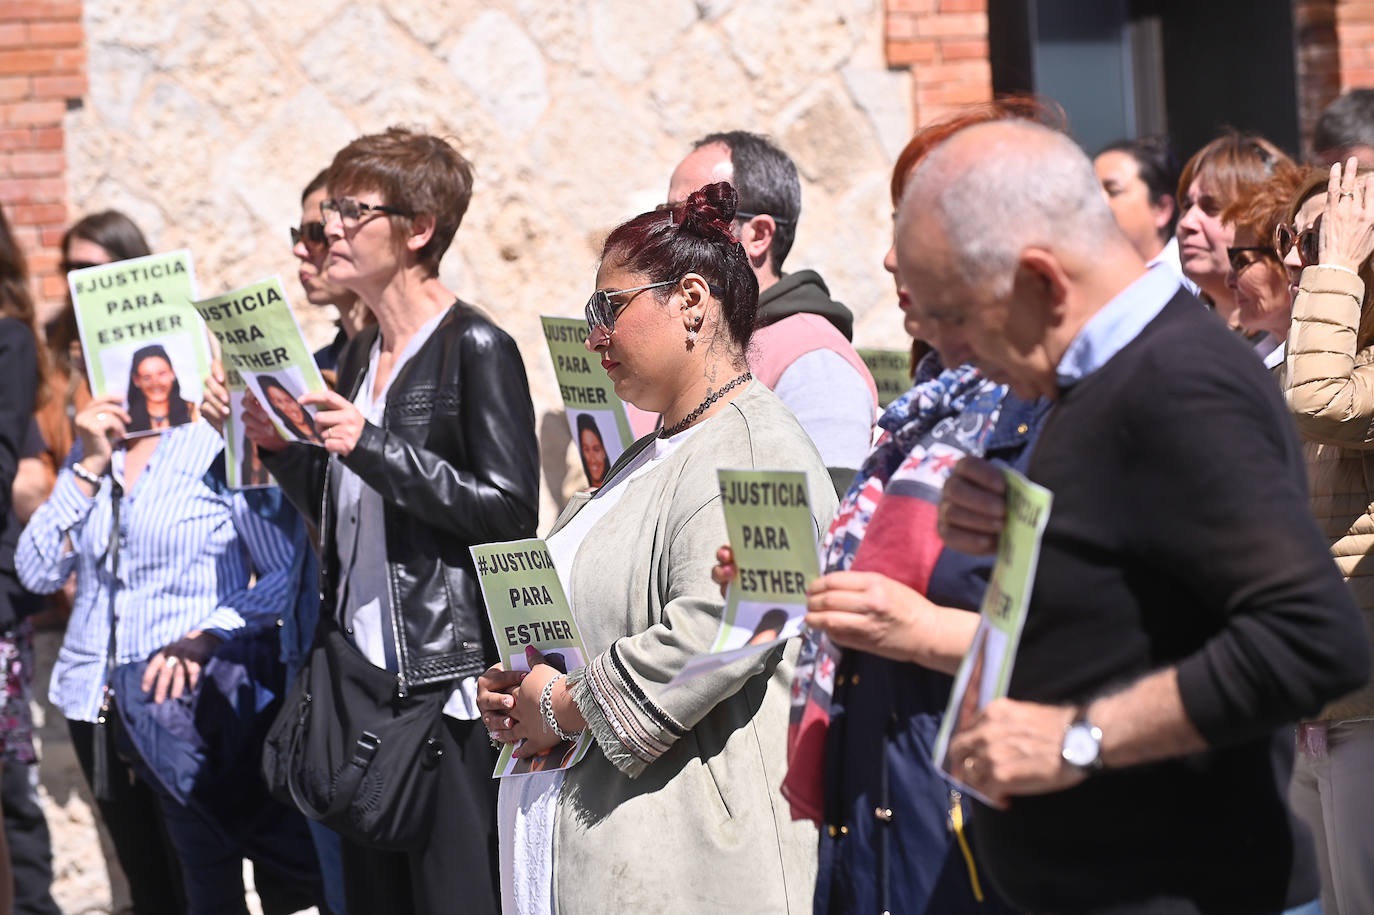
[
  {"xmin": 858, "ymin": 348, "xmax": 913, "ymax": 409},
  {"xmin": 195, "ymin": 278, "xmax": 328, "ymax": 447},
  {"xmin": 931, "ymin": 468, "xmax": 1053, "ymax": 803},
  {"xmin": 69, "ymin": 250, "xmax": 208, "ymax": 438},
  {"xmin": 669, "ymin": 469, "xmax": 820, "ymax": 687},
  {"xmin": 470, "ymin": 539, "xmax": 594, "ymax": 778},
  {"xmin": 541, "ymin": 317, "xmax": 635, "ymax": 487}
]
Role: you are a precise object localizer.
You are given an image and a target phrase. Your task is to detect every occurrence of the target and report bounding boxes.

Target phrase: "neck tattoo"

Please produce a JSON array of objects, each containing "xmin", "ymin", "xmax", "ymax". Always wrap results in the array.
[{"xmin": 659, "ymin": 372, "xmax": 751, "ymax": 438}]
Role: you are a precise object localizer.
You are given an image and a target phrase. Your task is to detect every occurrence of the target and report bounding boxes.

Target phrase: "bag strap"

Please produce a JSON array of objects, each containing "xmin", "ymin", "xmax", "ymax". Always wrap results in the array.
[{"xmin": 93, "ymin": 477, "xmax": 124, "ymax": 802}]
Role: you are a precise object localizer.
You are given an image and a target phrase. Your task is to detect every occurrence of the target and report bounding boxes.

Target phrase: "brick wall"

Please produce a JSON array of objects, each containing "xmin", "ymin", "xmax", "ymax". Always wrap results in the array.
[
  {"xmin": 885, "ymin": 0, "xmax": 991, "ymax": 127},
  {"xmin": 0, "ymin": 0, "xmax": 84, "ymax": 312}
]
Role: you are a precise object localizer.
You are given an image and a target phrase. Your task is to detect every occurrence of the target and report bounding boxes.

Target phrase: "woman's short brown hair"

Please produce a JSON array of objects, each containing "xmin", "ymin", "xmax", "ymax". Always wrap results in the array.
[
  {"xmin": 1177, "ymin": 131, "xmax": 1291, "ymax": 213},
  {"xmin": 325, "ymin": 127, "xmax": 474, "ymax": 277}
]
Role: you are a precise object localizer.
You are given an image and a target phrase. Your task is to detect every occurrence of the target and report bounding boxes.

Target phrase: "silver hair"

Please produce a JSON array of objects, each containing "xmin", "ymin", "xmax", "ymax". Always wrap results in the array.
[{"xmin": 905, "ymin": 119, "xmax": 1126, "ymax": 299}]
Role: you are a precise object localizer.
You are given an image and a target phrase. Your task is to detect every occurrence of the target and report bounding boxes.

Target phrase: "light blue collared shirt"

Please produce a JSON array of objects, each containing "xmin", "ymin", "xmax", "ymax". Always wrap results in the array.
[{"xmin": 1055, "ymin": 264, "xmax": 1182, "ymax": 389}]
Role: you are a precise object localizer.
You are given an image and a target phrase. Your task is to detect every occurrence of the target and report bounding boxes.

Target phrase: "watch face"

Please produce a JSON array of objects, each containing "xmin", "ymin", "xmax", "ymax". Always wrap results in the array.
[{"xmin": 1063, "ymin": 723, "xmax": 1101, "ymax": 767}]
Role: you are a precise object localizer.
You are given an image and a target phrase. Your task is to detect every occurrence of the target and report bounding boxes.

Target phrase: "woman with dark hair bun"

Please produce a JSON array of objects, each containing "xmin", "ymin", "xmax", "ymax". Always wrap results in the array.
[
  {"xmin": 478, "ymin": 182, "xmax": 836, "ymax": 913},
  {"xmin": 125, "ymin": 343, "xmax": 196, "ymax": 434}
]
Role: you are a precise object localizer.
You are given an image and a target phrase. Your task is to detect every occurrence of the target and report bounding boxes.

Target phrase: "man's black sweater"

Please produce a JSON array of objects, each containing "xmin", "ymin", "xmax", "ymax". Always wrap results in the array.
[{"xmin": 973, "ymin": 292, "xmax": 1370, "ymax": 914}]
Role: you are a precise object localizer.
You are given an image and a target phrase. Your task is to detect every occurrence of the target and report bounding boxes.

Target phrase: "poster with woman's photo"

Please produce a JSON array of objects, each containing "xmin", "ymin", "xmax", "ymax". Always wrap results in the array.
[
  {"xmin": 541, "ymin": 316, "xmax": 636, "ymax": 484},
  {"xmin": 469, "ymin": 538, "xmax": 595, "ymax": 778},
  {"xmin": 930, "ymin": 468, "xmax": 1053, "ymax": 801},
  {"xmin": 225, "ymin": 386, "xmax": 273, "ymax": 489},
  {"xmin": 194, "ymin": 277, "xmax": 328, "ymax": 447},
  {"xmin": 69, "ymin": 249, "xmax": 209, "ymax": 438},
  {"xmin": 670, "ymin": 468, "xmax": 820, "ymax": 687}
]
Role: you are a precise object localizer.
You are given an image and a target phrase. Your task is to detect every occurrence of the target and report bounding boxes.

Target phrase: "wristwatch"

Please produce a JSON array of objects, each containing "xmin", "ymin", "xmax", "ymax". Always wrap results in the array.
[{"xmin": 1061, "ymin": 714, "xmax": 1104, "ymax": 772}]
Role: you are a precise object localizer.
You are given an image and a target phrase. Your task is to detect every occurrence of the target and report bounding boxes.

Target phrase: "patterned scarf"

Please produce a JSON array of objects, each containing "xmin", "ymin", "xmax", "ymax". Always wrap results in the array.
[{"xmin": 780, "ymin": 355, "xmax": 1007, "ymax": 823}]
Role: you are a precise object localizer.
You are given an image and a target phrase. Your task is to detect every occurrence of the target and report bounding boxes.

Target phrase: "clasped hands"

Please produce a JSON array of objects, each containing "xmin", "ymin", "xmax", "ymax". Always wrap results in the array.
[{"xmin": 477, "ymin": 645, "xmax": 588, "ymax": 759}]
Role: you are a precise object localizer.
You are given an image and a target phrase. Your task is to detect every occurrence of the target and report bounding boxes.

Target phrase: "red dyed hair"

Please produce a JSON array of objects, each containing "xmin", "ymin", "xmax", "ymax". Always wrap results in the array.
[
  {"xmin": 601, "ymin": 181, "xmax": 759, "ymax": 349},
  {"xmin": 890, "ymin": 96, "xmax": 1068, "ymax": 206}
]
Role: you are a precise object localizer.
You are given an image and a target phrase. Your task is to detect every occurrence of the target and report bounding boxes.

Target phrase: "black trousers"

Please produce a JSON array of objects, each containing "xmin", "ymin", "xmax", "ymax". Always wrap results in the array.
[
  {"xmin": 340, "ymin": 716, "xmax": 501, "ymax": 915},
  {"xmin": 68, "ymin": 718, "xmax": 186, "ymax": 915},
  {"xmin": 2, "ymin": 761, "xmax": 59, "ymax": 915}
]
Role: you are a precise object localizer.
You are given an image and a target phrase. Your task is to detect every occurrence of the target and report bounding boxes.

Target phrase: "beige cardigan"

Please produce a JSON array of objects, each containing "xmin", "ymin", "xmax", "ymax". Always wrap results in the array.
[
  {"xmin": 1285, "ymin": 264, "xmax": 1374, "ymax": 720},
  {"xmin": 547, "ymin": 382, "xmax": 835, "ymax": 914}
]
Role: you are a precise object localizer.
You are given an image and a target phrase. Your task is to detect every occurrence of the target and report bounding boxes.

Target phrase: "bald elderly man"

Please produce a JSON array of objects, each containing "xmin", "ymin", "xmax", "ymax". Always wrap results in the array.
[{"xmin": 910, "ymin": 118, "xmax": 1368, "ymax": 914}]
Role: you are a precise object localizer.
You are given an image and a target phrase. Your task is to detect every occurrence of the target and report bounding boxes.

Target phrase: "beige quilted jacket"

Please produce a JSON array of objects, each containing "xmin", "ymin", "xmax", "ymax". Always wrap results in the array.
[{"xmin": 1285, "ymin": 264, "xmax": 1374, "ymax": 720}]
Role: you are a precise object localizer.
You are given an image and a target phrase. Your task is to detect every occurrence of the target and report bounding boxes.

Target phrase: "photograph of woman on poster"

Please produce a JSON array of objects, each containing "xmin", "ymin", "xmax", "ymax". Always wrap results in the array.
[
  {"xmin": 575, "ymin": 412, "xmax": 608, "ymax": 488},
  {"xmin": 126, "ymin": 343, "xmax": 197, "ymax": 435},
  {"xmin": 258, "ymin": 374, "xmax": 323, "ymax": 445}
]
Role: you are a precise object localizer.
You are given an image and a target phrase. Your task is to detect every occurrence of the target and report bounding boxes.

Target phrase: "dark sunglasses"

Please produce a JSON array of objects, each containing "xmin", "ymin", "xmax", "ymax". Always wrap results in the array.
[
  {"xmin": 585, "ymin": 281, "xmax": 676, "ymax": 336},
  {"xmin": 290, "ymin": 221, "xmax": 327, "ymax": 250},
  {"xmin": 1227, "ymin": 246, "xmax": 1279, "ymax": 275},
  {"xmin": 1275, "ymin": 214, "xmax": 1323, "ymax": 267},
  {"xmin": 61, "ymin": 260, "xmax": 100, "ymax": 274}
]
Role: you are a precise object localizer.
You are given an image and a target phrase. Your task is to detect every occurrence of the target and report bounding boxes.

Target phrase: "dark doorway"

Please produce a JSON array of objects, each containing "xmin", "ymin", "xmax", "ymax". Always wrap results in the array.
[{"xmin": 989, "ymin": 0, "xmax": 1299, "ymax": 161}]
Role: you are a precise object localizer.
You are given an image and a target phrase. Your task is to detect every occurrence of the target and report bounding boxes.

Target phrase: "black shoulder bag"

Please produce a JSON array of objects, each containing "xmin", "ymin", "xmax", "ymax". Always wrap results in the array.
[{"xmin": 261, "ymin": 612, "xmax": 451, "ymax": 851}]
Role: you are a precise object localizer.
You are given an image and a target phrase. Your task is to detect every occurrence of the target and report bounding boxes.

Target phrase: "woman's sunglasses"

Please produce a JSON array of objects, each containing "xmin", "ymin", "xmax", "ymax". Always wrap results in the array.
[
  {"xmin": 1274, "ymin": 214, "xmax": 1323, "ymax": 267},
  {"xmin": 1227, "ymin": 246, "xmax": 1279, "ymax": 275},
  {"xmin": 290, "ymin": 221, "xmax": 328, "ymax": 252}
]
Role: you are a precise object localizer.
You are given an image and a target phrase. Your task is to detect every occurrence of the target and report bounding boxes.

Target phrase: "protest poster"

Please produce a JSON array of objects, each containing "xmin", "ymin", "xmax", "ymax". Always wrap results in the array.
[
  {"xmin": 69, "ymin": 250, "xmax": 208, "ymax": 438},
  {"xmin": 931, "ymin": 468, "xmax": 1053, "ymax": 803},
  {"xmin": 470, "ymin": 539, "xmax": 594, "ymax": 778},
  {"xmin": 669, "ymin": 469, "xmax": 820, "ymax": 687},
  {"xmin": 223, "ymin": 374, "xmax": 273, "ymax": 489},
  {"xmin": 194, "ymin": 278, "xmax": 327, "ymax": 447},
  {"xmin": 858, "ymin": 348, "xmax": 912, "ymax": 408},
  {"xmin": 541, "ymin": 316, "xmax": 636, "ymax": 488}
]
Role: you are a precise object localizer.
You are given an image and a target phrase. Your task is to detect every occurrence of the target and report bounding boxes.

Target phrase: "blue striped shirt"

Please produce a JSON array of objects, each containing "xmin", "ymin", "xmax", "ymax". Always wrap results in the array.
[{"xmin": 16, "ymin": 422, "xmax": 297, "ymax": 723}]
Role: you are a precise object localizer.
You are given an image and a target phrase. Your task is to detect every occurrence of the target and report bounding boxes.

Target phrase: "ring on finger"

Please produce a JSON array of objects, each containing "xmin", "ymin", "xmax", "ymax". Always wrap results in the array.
[
  {"xmin": 96, "ymin": 412, "xmax": 107, "ymax": 421},
  {"xmin": 165, "ymin": 656, "xmax": 180, "ymax": 669}
]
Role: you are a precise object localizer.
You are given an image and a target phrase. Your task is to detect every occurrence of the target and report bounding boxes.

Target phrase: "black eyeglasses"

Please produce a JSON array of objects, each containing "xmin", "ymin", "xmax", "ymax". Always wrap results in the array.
[
  {"xmin": 290, "ymin": 221, "xmax": 327, "ymax": 251},
  {"xmin": 585, "ymin": 282, "xmax": 676, "ymax": 336},
  {"xmin": 734, "ymin": 211, "xmax": 796, "ymax": 226},
  {"xmin": 1227, "ymin": 246, "xmax": 1279, "ymax": 275},
  {"xmin": 320, "ymin": 198, "xmax": 410, "ymax": 226},
  {"xmin": 61, "ymin": 260, "xmax": 100, "ymax": 274},
  {"xmin": 1275, "ymin": 214, "xmax": 1323, "ymax": 267}
]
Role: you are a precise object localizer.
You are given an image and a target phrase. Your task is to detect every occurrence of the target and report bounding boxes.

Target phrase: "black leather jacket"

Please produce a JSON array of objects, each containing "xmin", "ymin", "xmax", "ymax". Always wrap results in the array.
[{"xmin": 264, "ymin": 301, "xmax": 539, "ymax": 690}]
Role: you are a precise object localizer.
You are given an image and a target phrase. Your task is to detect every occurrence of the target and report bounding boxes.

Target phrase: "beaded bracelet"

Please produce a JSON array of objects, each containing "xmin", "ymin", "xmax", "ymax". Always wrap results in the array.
[{"xmin": 539, "ymin": 673, "xmax": 581, "ymax": 742}]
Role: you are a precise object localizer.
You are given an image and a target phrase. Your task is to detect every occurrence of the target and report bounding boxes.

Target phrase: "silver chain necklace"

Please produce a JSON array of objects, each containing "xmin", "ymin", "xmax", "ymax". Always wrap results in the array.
[{"xmin": 658, "ymin": 372, "xmax": 752, "ymax": 438}]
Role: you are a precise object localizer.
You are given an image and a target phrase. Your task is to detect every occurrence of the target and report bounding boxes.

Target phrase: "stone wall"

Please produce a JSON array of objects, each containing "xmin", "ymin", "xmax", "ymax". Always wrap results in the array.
[{"xmin": 64, "ymin": 0, "xmax": 915, "ymax": 523}]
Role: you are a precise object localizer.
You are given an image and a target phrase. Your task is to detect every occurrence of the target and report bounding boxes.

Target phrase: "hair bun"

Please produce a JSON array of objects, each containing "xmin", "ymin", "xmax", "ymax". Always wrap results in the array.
[{"xmin": 678, "ymin": 181, "xmax": 740, "ymax": 244}]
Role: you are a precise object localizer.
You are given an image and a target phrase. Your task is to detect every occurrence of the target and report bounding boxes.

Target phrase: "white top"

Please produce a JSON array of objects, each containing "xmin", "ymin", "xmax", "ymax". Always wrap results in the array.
[
  {"xmin": 498, "ymin": 427, "xmax": 699, "ymax": 915},
  {"xmin": 1147, "ymin": 237, "xmax": 1202, "ymax": 298},
  {"xmin": 331, "ymin": 308, "xmax": 478, "ymax": 718}
]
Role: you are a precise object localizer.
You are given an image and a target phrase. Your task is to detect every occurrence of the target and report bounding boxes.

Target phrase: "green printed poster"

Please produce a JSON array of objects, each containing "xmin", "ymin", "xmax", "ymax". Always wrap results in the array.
[
  {"xmin": 69, "ymin": 250, "xmax": 208, "ymax": 438},
  {"xmin": 858, "ymin": 348, "xmax": 912, "ymax": 408},
  {"xmin": 670, "ymin": 469, "xmax": 819, "ymax": 686},
  {"xmin": 195, "ymin": 278, "xmax": 327, "ymax": 447},
  {"xmin": 541, "ymin": 316, "xmax": 635, "ymax": 489},
  {"xmin": 931, "ymin": 468, "xmax": 1053, "ymax": 801},
  {"xmin": 470, "ymin": 539, "xmax": 594, "ymax": 778},
  {"xmin": 222, "ymin": 367, "xmax": 273, "ymax": 489}
]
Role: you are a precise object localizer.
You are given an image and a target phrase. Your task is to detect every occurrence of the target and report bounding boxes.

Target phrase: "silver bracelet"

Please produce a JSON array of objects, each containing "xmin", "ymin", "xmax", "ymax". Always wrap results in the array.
[
  {"xmin": 71, "ymin": 461, "xmax": 103, "ymax": 487},
  {"xmin": 539, "ymin": 674, "xmax": 581, "ymax": 742}
]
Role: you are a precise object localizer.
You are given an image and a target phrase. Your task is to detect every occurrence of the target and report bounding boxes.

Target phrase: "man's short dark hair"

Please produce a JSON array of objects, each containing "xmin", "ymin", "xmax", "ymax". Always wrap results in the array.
[
  {"xmin": 1096, "ymin": 135, "xmax": 1181, "ymax": 239},
  {"xmin": 694, "ymin": 131, "xmax": 801, "ymax": 273},
  {"xmin": 1313, "ymin": 89, "xmax": 1374, "ymax": 161}
]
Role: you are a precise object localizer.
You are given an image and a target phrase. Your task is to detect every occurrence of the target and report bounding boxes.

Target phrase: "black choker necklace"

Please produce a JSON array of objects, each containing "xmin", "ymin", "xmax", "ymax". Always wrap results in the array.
[{"xmin": 659, "ymin": 373, "xmax": 751, "ymax": 438}]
